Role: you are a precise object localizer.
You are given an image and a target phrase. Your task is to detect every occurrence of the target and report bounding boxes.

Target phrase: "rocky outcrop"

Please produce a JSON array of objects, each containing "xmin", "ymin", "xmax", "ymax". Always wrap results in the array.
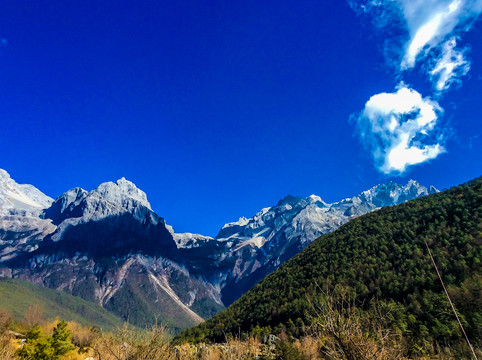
[{"xmin": 0, "ymin": 168, "xmax": 438, "ymax": 328}]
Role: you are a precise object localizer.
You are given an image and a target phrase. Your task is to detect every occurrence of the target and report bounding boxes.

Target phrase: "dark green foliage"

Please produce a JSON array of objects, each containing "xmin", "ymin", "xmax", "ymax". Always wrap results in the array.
[
  {"xmin": 275, "ymin": 337, "xmax": 306, "ymax": 360},
  {"xmin": 174, "ymin": 178, "xmax": 482, "ymax": 352},
  {"xmin": 51, "ymin": 320, "xmax": 75, "ymax": 357},
  {"xmin": 16, "ymin": 320, "xmax": 75, "ymax": 359},
  {"xmin": 16, "ymin": 325, "xmax": 54, "ymax": 360},
  {"xmin": 190, "ymin": 297, "xmax": 225, "ymax": 320}
]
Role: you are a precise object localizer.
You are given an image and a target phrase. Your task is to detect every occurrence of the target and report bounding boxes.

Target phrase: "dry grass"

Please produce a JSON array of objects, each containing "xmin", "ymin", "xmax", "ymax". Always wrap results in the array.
[
  {"xmin": 174, "ymin": 337, "xmax": 262, "ymax": 360},
  {"xmin": 1, "ymin": 305, "xmax": 480, "ymax": 359},
  {"xmin": 90, "ymin": 323, "xmax": 173, "ymax": 360},
  {"xmin": 0, "ymin": 336, "xmax": 16, "ymax": 360}
]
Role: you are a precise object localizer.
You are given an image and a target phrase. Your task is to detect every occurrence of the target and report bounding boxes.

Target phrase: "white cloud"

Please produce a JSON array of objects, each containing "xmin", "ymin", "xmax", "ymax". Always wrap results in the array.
[
  {"xmin": 357, "ymin": 84, "xmax": 445, "ymax": 174},
  {"xmin": 352, "ymin": 0, "xmax": 482, "ymax": 90},
  {"xmin": 349, "ymin": 0, "xmax": 481, "ymax": 173},
  {"xmin": 430, "ymin": 37, "xmax": 470, "ymax": 91},
  {"xmin": 400, "ymin": 0, "xmax": 467, "ymax": 69}
]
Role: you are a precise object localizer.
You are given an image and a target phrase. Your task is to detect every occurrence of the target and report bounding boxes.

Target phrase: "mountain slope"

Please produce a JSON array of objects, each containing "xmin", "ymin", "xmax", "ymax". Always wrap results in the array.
[
  {"xmin": 0, "ymin": 170, "xmax": 56, "ymax": 262},
  {"xmin": 0, "ymin": 168, "xmax": 440, "ymax": 332},
  {"xmin": 183, "ymin": 180, "xmax": 438, "ymax": 305},
  {"xmin": 1, "ymin": 175, "xmax": 223, "ymax": 332},
  {"xmin": 175, "ymin": 178, "xmax": 481, "ymax": 349},
  {"xmin": 0, "ymin": 278, "xmax": 123, "ymax": 331}
]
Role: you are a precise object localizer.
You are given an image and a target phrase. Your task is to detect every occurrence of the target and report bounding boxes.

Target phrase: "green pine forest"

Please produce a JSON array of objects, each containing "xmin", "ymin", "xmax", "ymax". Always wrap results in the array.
[{"xmin": 175, "ymin": 178, "xmax": 482, "ymax": 353}]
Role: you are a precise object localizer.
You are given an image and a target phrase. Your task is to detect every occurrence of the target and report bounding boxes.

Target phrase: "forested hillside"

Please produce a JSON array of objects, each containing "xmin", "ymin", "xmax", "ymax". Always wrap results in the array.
[
  {"xmin": 0, "ymin": 278, "xmax": 123, "ymax": 331},
  {"xmin": 176, "ymin": 178, "xmax": 482, "ymax": 354}
]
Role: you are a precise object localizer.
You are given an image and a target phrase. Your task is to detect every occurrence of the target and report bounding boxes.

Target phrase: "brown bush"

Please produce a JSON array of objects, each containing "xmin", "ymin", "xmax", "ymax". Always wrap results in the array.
[
  {"xmin": 91, "ymin": 323, "xmax": 173, "ymax": 360},
  {"xmin": 22, "ymin": 304, "xmax": 44, "ymax": 328},
  {"xmin": 308, "ymin": 291, "xmax": 404, "ymax": 360}
]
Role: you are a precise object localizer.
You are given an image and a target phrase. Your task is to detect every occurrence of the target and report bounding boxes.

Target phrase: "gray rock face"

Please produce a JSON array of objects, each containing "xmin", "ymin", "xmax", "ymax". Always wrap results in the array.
[
  {"xmin": 0, "ymin": 171, "xmax": 223, "ymax": 330},
  {"xmin": 44, "ymin": 178, "xmax": 153, "ymax": 226},
  {"xmin": 0, "ymin": 215, "xmax": 56, "ymax": 262},
  {"xmin": 183, "ymin": 180, "xmax": 439, "ymax": 305},
  {"xmin": 0, "ymin": 170, "xmax": 56, "ymax": 262},
  {"xmin": 0, "ymin": 168, "xmax": 438, "ymax": 327}
]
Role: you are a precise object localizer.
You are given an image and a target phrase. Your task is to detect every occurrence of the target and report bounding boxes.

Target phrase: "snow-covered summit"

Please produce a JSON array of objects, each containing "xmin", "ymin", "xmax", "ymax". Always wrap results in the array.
[
  {"xmin": 357, "ymin": 180, "xmax": 438, "ymax": 207},
  {"xmin": 0, "ymin": 169, "xmax": 54, "ymax": 216},
  {"xmin": 306, "ymin": 194, "xmax": 326, "ymax": 205},
  {"xmin": 222, "ymin": 217, "xmax": 250, "ymax": 229},
  {"xmin": 199, "ymin": 179, "xmax": 441, "ymax": 304},
  {"xmin": 173, "ymin": 232, "xmax": 215, "ymax": 249}
]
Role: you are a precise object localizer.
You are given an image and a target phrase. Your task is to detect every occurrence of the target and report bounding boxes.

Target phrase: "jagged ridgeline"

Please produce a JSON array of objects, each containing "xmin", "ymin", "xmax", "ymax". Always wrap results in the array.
[{"xmin": 175, "ymin": 178, "xmax": 482, "ymax": 347}]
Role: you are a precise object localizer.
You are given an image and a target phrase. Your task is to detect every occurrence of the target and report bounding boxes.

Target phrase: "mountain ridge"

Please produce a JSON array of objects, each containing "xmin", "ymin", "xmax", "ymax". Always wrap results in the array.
[
  {"xmin": 0, "ymin": 168, "xmax": 439, "ymax": 330},
  {"xmin": 175, "ymin": 177, "xmax": 482, "ymax": 352}
]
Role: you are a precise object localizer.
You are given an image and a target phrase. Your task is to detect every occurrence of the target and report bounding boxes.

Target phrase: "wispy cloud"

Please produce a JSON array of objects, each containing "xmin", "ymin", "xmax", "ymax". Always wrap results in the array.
[
  {"xmin": 350, "ymin": 0, "xmax": 481, "ymax": 174},
  {"xmin": 429, "ymin": 37, "xmax": 470, "ymax": 92},
  {"xmin": 353, "ymin": 0, "xmax": 481, "ymax": 88},
  {"xmin": 356, "ymin": 83, "xmax": 445, "ymax": 174}
]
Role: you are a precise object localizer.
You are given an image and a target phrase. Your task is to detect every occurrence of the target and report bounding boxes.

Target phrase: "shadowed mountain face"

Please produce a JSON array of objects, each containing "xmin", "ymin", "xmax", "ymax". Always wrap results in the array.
[
  {"xmin": 0, "ymin": 168, "xmax": 438, "ymax": 330},
  {"xmin": 9, "ymin": 212, "xmax": 177, "ymax": 264},
  {"xmin": 0, "ymin": 173, "xmax": 223, "ymax": 331},
  {"xmin": 179, "ymin": 180, "xmax": 439, "ymax": 306},
  {"xmin": 174, "ymin": 178, "xmax": 482, "ymax": 349}
]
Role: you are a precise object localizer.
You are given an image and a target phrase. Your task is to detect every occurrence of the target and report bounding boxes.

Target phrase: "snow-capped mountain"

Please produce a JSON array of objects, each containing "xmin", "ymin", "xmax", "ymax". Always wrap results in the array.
[
  {"xmin": 0, "ymin": 168, "xmax": 439, "ymax": 328},
  {"xmin": 185, "ymin": 180, "xmax": 439, "ymax": 305},
  {"xmin": 0, "ymin": 169, "xmax": 53, "ymax": 216},
  {"xmin": 0, "ymin": 170, "xmax": 56, "ymax": 262},
  {"xmin": 216, "ymin": 180, "xmax": 438, "ymax": 251},
  {"xmin": 40, "ymin": 178, "xmax": 176, "ymax": 259},
  {"xmin": 0, "ymin": 171, "xmax": 223, "ymax": 330},
  {"xmin": 172, "ymin": 232, "xmax": 215, "ymax": 249}
]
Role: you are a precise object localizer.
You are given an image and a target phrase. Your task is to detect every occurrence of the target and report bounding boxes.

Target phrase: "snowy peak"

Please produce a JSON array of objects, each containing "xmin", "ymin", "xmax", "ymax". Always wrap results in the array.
[
  {"xmin": 306, "ymin": 194, "xmax": 326, "ymax": 206},
  {"xmin": 56, "ymin": 187, "xmax": 88, "ymax": 213},
  {"xmin": 214, "ymin": 179, "xmax": 437, "ymax": 257},
  {"xmin": 0, "ymin": 169, "xmax": 54, "ymax": 215},
  {"xmin": 173, "ymin": 232, "xmax": 215, "ymax": 249},
  {"xmin": 357, "ymin": 180, "xmax": 438, "ymax": 207},
  {"xmin": 222, "ymin": 217, "xmax": 250, "ymax": 229},
  {"xmin": 42, "ymin": 177, "xmax": 176, "ymax": 259}
]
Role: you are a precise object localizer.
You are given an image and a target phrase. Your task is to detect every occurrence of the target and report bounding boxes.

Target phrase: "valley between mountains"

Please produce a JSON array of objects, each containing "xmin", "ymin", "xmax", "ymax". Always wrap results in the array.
[{"xmin": 0, "ymin": 168, "xmax": 440, "ymax": 332}]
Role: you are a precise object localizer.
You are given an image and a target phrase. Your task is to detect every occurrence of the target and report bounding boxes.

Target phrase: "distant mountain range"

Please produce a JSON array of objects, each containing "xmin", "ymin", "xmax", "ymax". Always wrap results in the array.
[
  {"xmin": 0, "ymin": 168, "xmax": 438, "ymax": 330},
  {"xmin": 175, "ymin": 178, "xmax": 481, "ymax": 352}
]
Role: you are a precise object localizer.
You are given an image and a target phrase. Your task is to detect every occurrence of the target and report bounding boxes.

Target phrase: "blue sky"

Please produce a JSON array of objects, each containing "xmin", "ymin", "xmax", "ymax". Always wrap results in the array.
[{"xmin": 1, "ymin": 0, "xmax": 481, "ymax": 236}]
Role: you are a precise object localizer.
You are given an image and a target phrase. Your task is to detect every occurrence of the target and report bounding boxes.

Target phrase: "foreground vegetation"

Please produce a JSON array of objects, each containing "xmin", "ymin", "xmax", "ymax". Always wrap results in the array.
[
  {"xmin": 0, "ymin": 178, "xmax": 480, "ymax": 359},
  {"xmin": 1, "ymin": 303, "xmax": 480, "ymax": 360}
]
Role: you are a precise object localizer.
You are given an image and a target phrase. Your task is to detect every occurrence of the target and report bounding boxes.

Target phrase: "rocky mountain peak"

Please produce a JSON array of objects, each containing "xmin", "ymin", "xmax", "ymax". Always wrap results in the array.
[
  {"xmin": 93, "ymin": 178, "xmax": 152, "ymax": 211},
  {"xmin": 0, "ymin": 169, "xmax": 54, "ymax": 216},
  {"xmin": 356, "ymin": 180, "xmax": 437, "ymax": 208},
  {"xmin": 306, "ymin": 194, "xmax": 326, "ymax": 206},
  {"xmin": 43, "ymin": 178, "xmax": 154, "ymax": 226},
  {"xmin": 276, "ymin": 195, "xmax": 306, "ymax": 208},
  {"xmin": 0, "ymin": 169, "xmax": 11, "ymax": 180}
]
